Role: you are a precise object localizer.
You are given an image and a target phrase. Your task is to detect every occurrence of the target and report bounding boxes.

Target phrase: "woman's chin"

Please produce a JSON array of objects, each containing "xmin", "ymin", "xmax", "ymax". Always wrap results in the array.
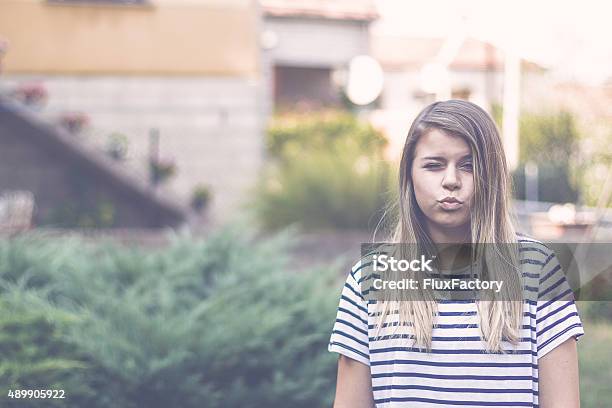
[{"xmin": 431, "ymin": 215, "xmax": 470, "ymax": 229}]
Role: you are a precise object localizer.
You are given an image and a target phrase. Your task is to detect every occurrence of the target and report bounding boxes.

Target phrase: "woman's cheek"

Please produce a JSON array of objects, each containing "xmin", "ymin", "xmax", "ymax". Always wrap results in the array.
[
  {"xmin": 413, "ymin": 173, "xmax": 433, "ymax": 203},
  {"xmin": 417, "ymin": 170, "xmax": 437, "ymax": 189}
]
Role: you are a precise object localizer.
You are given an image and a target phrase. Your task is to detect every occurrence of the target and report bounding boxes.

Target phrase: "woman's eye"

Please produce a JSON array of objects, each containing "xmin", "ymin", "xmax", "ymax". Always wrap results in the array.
[{"xmin": 423, "ymin": 162, "xmax": 472, "ymax": 170}]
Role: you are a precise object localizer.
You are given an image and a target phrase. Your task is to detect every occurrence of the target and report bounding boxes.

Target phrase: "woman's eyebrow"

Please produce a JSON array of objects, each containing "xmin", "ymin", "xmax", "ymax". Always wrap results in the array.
[{"xmin": 421, "ymin": 154, "xmax": 472, "ymax": 161}]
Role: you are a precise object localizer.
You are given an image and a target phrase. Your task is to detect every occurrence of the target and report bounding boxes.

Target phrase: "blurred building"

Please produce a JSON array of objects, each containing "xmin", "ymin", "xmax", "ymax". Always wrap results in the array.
[
  {"xmin": 369, "ymin": 35, "xmax": 546, "ymax": 160},
  {"xmin": 373, "ymin": 36, "xmax": 509, "ymax": 110},
  {"xmin": 0, "ymin": 0, "xmax": 264, "ymax": 228},
  {"xmin": 0, "ymin": 97, "xmax": 186, "ymax": 229},
  {"xmin": 260, "ymin": 0, "xmax": 378, "ymax": 110}
]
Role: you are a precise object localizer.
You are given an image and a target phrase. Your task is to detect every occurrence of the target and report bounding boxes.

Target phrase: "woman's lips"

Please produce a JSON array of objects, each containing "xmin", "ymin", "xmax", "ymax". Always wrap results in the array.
[{"xmin": 438, "ymin": 201, "xmax": 463, "ymax": 210}]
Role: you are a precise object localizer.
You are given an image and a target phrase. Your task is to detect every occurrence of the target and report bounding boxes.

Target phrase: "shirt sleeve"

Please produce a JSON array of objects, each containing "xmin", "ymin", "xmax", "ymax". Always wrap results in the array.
[
  {"xmin": 328, "ymin": 261, "xmax": 370, "ymax": 366},
  {"xmin": 536, "ymin": 249, "xmax": 585, "ymax": 359}
]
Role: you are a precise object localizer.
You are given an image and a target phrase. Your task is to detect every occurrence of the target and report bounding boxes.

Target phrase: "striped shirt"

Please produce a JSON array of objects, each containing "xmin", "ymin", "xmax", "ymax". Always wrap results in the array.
[{"xmin": 328, "ymin": 237, "xmax": 585, "ymax": 407}]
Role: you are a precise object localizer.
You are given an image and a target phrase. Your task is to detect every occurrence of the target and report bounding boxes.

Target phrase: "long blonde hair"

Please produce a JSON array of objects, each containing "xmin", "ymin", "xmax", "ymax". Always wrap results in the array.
[{"xmin": 372, "ymin": 100, "xmax": 523, "ymax": 353}]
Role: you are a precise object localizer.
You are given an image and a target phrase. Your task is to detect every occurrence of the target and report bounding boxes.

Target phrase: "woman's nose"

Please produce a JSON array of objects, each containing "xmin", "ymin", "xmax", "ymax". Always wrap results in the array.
[{"xmin": 442, "ymin": 167, "xmax": 461, "ymax": 190}]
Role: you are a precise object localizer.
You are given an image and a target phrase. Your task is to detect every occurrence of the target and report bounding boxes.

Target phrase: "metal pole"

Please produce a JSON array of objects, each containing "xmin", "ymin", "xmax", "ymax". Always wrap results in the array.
[
  {"xmin": 149, "ymin": 127, "xmax": 159, "ymax": 188},
  {"xmin": 525, "ymin": 161, "xmax": 539, "ymax": 212},
  {"xmin": 583, "ymin": 164, "xmax": 612, "ymax": 242},
  {"xmin": 502, "ymin": 48, "xmax": 520, "ymax": 172}
]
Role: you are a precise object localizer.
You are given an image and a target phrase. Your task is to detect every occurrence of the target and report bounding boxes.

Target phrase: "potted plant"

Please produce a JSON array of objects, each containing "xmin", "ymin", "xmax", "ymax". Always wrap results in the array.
[
  {"xmin": 13, "ymin": 82, "xmax": 48, "ymax": 108},
  {"xmin": 190, "ymin": 184, "xmax": 212, "ymax": 213},
  {"xmin": 105, "ymin": 132, "xmax": 129, "ymax": 161},
  {"xmin": 149, "ymin": 156, "xmax": 177, "ymax": 185},
  {"xmin": 59, "ymin": 112, "xmax": 90, "ymax": 134},
  {"xmin": 0, "ymin": 38, "xmax": 8, "ymax": 76}
]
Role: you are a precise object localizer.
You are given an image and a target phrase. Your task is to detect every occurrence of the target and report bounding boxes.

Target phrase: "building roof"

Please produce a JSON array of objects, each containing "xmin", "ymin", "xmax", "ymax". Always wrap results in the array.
[
  {"xmin": 545, "ymin": 81, "xmax": 612, "ymax": 120},
  {"xmin": 260, "ymin": 0, "xmax": 378, "ymax": 21},
  {"xmin": 372, "ymin": 35, "xmax": 544, "ymax": 72},
  {"xmin": 0, "ymin": 96, "xmax": 189, "ymax": 227}
]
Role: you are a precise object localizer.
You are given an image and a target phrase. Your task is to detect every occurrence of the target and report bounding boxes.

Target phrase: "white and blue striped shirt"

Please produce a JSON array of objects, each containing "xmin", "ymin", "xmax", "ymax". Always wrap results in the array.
[{"xmin": 328, "ymin": 237, "xmax": 585, "ymax": 407}]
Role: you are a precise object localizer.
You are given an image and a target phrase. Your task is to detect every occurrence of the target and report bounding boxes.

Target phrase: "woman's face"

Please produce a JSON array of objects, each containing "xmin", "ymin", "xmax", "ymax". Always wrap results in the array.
[{"xmin": 410, "ymin": 128, "xmax": 474, "ymax": 241}]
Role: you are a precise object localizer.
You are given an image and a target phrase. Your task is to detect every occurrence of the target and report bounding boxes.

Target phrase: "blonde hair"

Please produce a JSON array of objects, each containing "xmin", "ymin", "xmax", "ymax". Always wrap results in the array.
[{"xmin": 372, "ymin": 100, "xmax": 523, "ymax": 353}]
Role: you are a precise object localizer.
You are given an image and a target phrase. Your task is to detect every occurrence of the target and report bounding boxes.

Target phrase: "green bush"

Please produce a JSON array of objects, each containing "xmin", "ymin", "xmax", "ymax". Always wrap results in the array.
[
  {"xmin": 0, "ymin": 225, "xmax": 341, "ymax": 407},
  {"xmin": 511, "ymin": 164, "xmax": 579, "ymax": 203},
  {"xmin": 266, "ymin": 111, "xmax": 387, "ymax": 161},
  {"xmin": 514, "ymin": 110, "xmax": 582, "ymax": 203},
  {"xmin": 0, "ymin": 299, "xmax": 98, "ymax": 408},
  {"xmin": 577, "ymin": 320, "xmax": 612, "ymax": 408},
  {"xmin": 492, "ymin": 105, "xmax": 584, "ymax": 204},
  {"xmin": 255, "ymin": 111, "xmax": 394, "ymax": 230},
  {"xmin": 578, "ymin": 302, "xmax": 612, "ymax": 322},
  {"xmin": 518, "ymin": 110, "xmax": 580, "ymax": 166}
]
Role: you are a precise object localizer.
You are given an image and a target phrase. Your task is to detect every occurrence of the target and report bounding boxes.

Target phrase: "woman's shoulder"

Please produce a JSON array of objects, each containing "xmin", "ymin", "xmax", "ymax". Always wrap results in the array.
[
  {"xmin": 516, "ymin": 232, "xmax": 555, "ymax": 263},
  {"xmin": 350, "ymin": 243, "xmax": 396, "ymax": 281},
  {"xmin": 348, "ymin": 258, "xmax": 370, "ymax": 284},
  {"xmin": 515, "ymin": 235, "xmax": 565, "ymax": 300}
]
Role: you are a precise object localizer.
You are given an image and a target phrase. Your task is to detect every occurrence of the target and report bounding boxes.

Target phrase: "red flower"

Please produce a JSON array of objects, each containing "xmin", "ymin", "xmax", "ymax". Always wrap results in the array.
[
  {"xmin": 59, "ymin": 112, "xmax": 90, "ymax": 134},
  {"xmin": 13, "ymin": 82, "xmax": 48, "ymax": 107}
]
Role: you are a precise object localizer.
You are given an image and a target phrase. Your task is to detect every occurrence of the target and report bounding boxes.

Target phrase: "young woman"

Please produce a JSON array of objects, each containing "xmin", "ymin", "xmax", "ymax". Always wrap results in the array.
[{"xmin": 328, "ymin": 100, "xmax": 584, "ymax": 408}]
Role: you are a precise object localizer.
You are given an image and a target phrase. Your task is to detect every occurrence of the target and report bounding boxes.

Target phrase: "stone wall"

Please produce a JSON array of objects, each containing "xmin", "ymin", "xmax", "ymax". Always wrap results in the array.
[{"xmin": 1, "ymin": 75, "xmax": 265, "ymax": 225}]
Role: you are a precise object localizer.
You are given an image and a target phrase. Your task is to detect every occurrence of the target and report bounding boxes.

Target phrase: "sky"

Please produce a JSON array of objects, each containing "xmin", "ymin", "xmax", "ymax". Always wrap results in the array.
[{"xmin": 372, "ymin": 0, "xmax": 612, "ymax": 86}]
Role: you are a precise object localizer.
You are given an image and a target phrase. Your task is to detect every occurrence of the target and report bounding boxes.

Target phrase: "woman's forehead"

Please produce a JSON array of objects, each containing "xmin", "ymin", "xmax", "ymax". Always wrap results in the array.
[{"xmin": 414, "ymin": 129, "xmax": 472, "ymax": 158}]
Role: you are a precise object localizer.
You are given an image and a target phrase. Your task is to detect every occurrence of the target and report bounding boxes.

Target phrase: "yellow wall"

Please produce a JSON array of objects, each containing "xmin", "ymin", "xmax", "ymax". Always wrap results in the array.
[{"xmin": 0, "ymin": 0, "xmax": 259, "ymax": 76}]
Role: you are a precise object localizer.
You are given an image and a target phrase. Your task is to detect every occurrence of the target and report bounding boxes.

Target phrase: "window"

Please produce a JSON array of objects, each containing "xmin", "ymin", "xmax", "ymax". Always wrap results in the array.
[
  {"xmin": 48, "ymin": 0, "xmax": 149, "ymax": 5},
  {"xmin": 451, "ymin": 87, "xmax": 472, "ymax": 100},
  {"xmin": 273, "ymin": 65, "xmax": 341, "ymax": 110}
]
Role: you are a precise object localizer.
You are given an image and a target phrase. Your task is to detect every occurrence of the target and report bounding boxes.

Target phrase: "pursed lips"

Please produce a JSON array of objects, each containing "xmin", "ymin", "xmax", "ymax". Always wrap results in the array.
[
  {"xmin": 438, "ymin": 197, "xmax": 462, "ymax": 204},
  {"xmin": 437, "ymin": 197, "xmax": 464, "ymax": 211}
]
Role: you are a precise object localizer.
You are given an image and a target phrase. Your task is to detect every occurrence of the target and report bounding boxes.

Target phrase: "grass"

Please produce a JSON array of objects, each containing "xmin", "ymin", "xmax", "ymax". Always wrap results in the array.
[{"xmin": 579, "ymin": 319, "xmax": 612, "ymax": 408}]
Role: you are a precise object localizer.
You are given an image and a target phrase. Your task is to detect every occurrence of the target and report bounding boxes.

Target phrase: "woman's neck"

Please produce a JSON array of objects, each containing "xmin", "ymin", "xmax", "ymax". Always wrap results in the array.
[
  {"xmin": 426, "ymin": 223, "xmax": 472, "ymax": 271},
  {"xmin": 427, "ymin": 222, "xmax": 470, "ymax": 245}
]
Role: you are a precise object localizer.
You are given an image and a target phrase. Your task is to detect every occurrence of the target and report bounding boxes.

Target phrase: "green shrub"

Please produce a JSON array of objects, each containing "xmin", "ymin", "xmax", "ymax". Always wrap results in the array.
[
  {"xmin": 518, "ymin": 110, "xmax": 580, "ymax": 166},
  {"xmin": 266, "ymin": 111, "xmax": 387, "ymax": 161},
  {"xmin": 511, "ymin": 164, "xmax": 579, "ymax": 203},
  {"xmin": 514, "ymin": 110, "xmax": 582, "ymax": 203},
  {"xmin": 0, "ymin": 225, "xmax": 341, "ymax": 407},
  {"xmin": 0, "ymin": 298, "xmax": 97, "ymax": 408},
  {"xmin": 578, "ymin": 302, "xmax": 612, "ymax": 322},
  {"xmin": 492, "ymin": 105, "xmax": 584, "ymax": 204},
  {"xmin": 255, "ymin": 111, "xmax": 395, "ymax": 230},
  {"xmin": 577, "ymin": 320, "xmax": 612, "ymax": 408}
]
